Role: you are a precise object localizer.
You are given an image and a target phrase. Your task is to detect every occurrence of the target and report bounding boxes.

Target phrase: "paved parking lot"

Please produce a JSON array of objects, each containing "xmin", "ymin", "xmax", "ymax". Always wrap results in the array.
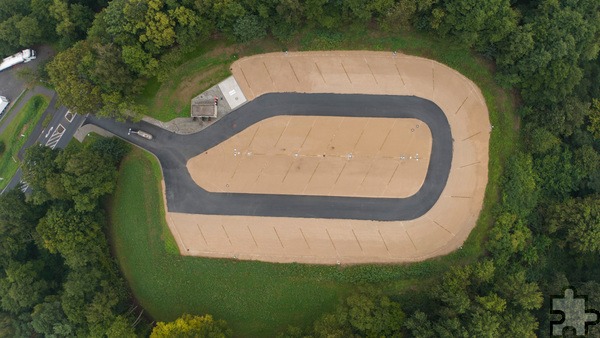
[{"xmin": 0, "ymin": 45, "xmax": 54, "ymax": 101}]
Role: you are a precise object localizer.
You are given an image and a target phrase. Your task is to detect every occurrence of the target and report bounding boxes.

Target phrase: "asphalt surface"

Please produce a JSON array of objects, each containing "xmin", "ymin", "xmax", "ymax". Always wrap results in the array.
[
  {"xmin": 86, "ymin": 93, "xmax": 453, "ymax": 221},
  {"xmin": 0, "ymin": 86, "xmax": 55, "ymax": 137},
  {"xmin": 0, "ymin": 45, "xmax": 54, "ymax": 101},
  {"xmin": 0, "ymin": 45, "xmax": 77, "ymax": 193},
  {"xmin": 0, "ymin": 45, "xmax": 55, "ymax": 134},
  {"xmin": 3, "ymin": 106, "xmax": 85, "ymax": 193},
  {"xmin": 0, "ymin": 89, "xmax": 85, "ymax": 193}
]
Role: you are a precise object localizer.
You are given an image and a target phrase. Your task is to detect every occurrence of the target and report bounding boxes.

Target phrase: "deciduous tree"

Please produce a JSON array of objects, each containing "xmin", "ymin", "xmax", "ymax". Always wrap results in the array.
[
  {"xmin": 501, "ymin": 152, "xmax": 538, "ymax": 217},
  {"xmin": 0, "ymin": 260, "xmax": 49, "ymax": 315},
  {"xmin": 0, "ymin": 188, "xmax": 42, "ymax": 263},
  {"xmin": 547, "ymin": 196, "xmax": 600, "ymax": 253},
  {"xmin": 22, "ymin": 144, "xmax": 64, "ymax": 205},
  {"xmin": 31, "ymin": 297, "xmax": 73, "ymax": 336},
  {"xmin": 57, "ymin": 145, "xmax": 117, "ymax": 212},
  {"xmin": 37, "ymin": 206, "xmax": 103, "ymax": 268},
  {"xmin": 151, "ymin": 314, "xmax": 231, "ymax": 338}
]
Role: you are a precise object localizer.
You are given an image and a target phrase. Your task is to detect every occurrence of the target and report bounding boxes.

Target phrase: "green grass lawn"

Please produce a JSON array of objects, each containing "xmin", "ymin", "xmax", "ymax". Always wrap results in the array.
[
  {"xmin": 0, "ymin": 95, "xmax": 50, "ymax": 190},
  {"xmin": 109, "ymin": 147, "xmax": 479, "ymax": 336},
  {"xmin": 111, "ymin": 29, "xmax": 519, "ymax": 336}
]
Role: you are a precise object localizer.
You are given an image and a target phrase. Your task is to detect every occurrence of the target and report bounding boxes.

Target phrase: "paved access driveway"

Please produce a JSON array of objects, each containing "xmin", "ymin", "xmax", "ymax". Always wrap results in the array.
[{"xmin": 86, "ymin": 93, "xmax": 452, "ymax": 221}]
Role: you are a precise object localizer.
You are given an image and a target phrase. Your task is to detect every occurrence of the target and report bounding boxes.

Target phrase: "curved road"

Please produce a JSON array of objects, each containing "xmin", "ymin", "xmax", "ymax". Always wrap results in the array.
[{"xmin": 86, "ymin": 93, "xmax": 453, "ymax": 221}]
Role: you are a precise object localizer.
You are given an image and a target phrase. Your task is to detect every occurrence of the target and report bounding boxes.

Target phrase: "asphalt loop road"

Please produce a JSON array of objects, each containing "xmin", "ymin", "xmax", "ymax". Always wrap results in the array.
[{"xmin": 87, "ymin": 93, "xmax": 453, "ymax": 221}]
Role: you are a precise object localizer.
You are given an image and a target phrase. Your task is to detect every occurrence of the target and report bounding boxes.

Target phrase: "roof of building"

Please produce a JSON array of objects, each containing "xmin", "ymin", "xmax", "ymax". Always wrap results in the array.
[{"xmin": 191, "ymin": 97, "xmax": 217, "ymax": 118}]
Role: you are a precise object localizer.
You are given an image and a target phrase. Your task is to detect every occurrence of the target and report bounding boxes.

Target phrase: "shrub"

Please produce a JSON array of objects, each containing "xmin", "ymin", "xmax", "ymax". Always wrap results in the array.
[{"xmin": 233, "ymin": 15, "xmax": 267, "ymax": 43}]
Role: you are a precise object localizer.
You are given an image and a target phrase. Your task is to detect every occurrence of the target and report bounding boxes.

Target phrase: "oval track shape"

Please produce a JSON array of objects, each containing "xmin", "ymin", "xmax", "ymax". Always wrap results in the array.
[{"xmin": 87, "ymin": 93, "xmax": 452, "ymax": 221}]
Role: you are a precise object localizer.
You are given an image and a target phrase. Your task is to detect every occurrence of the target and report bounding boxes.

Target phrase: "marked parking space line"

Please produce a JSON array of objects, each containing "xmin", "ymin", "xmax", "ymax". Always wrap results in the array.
[
  {"xmin": 45, "ymin": 123, "xmax": 65, "ymax": 149},
  {"xmin": 65, "ymin": 110, "xmax": 75, "ymax": 123}
]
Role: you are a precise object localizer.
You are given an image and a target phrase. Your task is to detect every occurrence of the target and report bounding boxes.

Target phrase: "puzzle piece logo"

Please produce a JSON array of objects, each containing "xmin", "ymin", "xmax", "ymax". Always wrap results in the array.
[{"xmin": 551, "ymin": 287, "xmax": 600, "ymax": 336}]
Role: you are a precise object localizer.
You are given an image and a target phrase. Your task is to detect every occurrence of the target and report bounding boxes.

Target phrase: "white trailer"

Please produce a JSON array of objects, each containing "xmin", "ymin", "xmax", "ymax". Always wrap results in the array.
[
  {"xmin": 0, "ymin": 49, "xmax": 36, "ymax": 72},
  {"xmin": 0, "ymin": 96, "xmax": 9, "ymax": 115}
]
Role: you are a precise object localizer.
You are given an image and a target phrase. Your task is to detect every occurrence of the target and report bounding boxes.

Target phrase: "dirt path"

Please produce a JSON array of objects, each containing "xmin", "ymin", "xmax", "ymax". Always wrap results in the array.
[{"xmin": 166, "ymin": 51, "xmax": 490, "ymax": 264}]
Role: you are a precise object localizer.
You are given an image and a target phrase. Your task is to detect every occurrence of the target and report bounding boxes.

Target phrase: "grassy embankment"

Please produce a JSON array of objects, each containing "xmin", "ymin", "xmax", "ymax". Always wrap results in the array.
[
  {"xmin": 109, "ymin": 29, "xmax": 518, "ymax": 336},
  {"xmin": 136, "ymin": 40, "xmax": 234, "ymax": 122},
  {"xmin": 0, "ymin": 94, "xmax": 50, "ymax": 190}
]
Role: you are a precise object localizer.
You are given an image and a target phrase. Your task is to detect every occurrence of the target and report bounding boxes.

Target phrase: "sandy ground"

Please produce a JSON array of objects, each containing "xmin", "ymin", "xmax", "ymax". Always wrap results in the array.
[
  {"xmin": 166, "ymin": 51, "xmax": 490, "ymax": 264},
  {"xmin": 187, "ymin": 116, "xmax": 431, "ymax": 198}
]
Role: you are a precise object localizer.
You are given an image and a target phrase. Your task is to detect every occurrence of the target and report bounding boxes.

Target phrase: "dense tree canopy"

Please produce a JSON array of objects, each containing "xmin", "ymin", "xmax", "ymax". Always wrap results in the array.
[
  {"xmin": 0, "ymin": 189, "xmax": 42, "ymax": 263},
  {"xmin": 432, "ymin": 0, "xmax": 518, "ymax": 51},
  {"xmin": 498, "ymin": 0, "xmax": 600, "ymax": 106},
  {"xmin": 23, "ymin": 141, "xmax": 120, "ymax": 208},
  {"xmin": 547, "ymin": 196, "xmax": 600, "ymax": 253},
  {"xmin": 46, "ymin": 40, "xmax": 143, "ymax": 118},
  {"xmin": 2, "ymin": 137, "xmax": 132, "ymax": 336},
  {"xmin": 0, "ymin": 0, "xmax": 109, "ymax": 56},
  {"xmin": 405, "ymin": 261, "xmax": 542, "ymax": 337}
]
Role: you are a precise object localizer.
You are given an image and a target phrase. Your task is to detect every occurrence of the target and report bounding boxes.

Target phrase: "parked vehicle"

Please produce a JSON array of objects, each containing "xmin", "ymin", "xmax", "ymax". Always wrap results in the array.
[
  {"xmin": 0, "ymin": 49, "xmax": 36, "ymax": 72},
  {"xmin": 128, "ymin": 128, "xmax": 153, "ymax": 140},
  {"xmin": 0, "ymin": 96, "xmax": 9, "ymax": 115}
]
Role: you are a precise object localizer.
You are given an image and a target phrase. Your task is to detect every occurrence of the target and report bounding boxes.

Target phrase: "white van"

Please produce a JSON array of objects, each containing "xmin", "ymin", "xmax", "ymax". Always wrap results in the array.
[{"xmin": 0, "ymin": 96, "xmax": 9, "ymax": 115}]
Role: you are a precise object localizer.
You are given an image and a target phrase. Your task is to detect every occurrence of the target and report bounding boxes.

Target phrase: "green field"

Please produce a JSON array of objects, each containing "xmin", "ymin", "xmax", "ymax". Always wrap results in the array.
[
  {"xmin": 109, "ymin": 31, "xmax": 517, "ymax": 336},
  {"xmin": 0, "ymin": 95, "xmax": 50, "ymax": 190},
  {"xmin": 110, "ymin": 147, "xmax": 469, "ymax": 336}
]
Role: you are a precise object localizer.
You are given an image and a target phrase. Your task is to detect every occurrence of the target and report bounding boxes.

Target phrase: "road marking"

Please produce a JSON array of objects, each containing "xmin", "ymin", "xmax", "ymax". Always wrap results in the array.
[
  {"xmin": 20, "ymin": 181, "xmax": 29, "ymax": 192},
  {"xmin": 44, "ymin": 126, "xmax": 54, "ymax": 138},
  {"xmin": 65, "ymin": 110, "xmax": 75, "ymax": 123},
  {"xmin": 45, "ymin": 124, "xmax": 65, "ymax": 149}
]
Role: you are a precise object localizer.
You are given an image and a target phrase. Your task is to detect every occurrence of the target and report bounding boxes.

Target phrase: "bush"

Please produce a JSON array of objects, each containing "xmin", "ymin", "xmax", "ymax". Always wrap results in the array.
[
  {"xmin": 87, "ymin": 137, "xmax": 131, "ymax": 166},
  {"xmin": 501, "ymin": 151, "xmax": 539, "ymax": 217},
  {"xmin": 233, "ymin": 15, "xmax": 267, "ymax": 43},
  {"xmin": 271, "ymin": 21, "xmax": 299, "ymax": 44}
]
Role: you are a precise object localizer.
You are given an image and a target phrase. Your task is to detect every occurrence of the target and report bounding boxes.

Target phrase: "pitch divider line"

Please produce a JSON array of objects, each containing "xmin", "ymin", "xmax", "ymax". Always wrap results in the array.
[
  {"xmin": 238, "ymin": 67, "xmax": 255, "ymax": 99},
  {"xmin": 402, "ymin": 222, "xmax": 418, "ymax": 252},
  {"xmin": 247, "ymin": 225, "xmax": 259, "ymax": 248},
  {"xmin": 299, "ymin": 228, "xmax": 311, "ymax": 250},
  {"xmin": 378, "ymin": 229, "xmax": 391, "ymax": 254},
  {"xmin": 341, "ymin": 62, "xmax": 352, "ymax": 84},
  {"xmin": 288, "ymin": 61, "xmax": 301, "ymax": 83},
  {"xmin": 462, "ymin": 131, "xmax": 481, "ymax": 141},
  {"xmin": 364, "ymin": 58, "xmax": 379, "ymax": 84},
  {"xmin": 274, "ymin": 116, "xmax": 292, "ymax": 148},
  {"xmin": 221, "ymin": 224, "xmax": 233, "ymax": 246},
  {"xmin": 454, "ymin": 94, "xmax": 470, "ymax": 115},
  {"xmin": 394, "ymin": 63, "xmax": 406, "ymax": 86},
  {"xmin": 352, "ymin": 229, "xmax": 363, "ymax": 252},
  {"xmin": 303, "ymin": 160, "xmax": 322, "ymax": 194},
  {"xmin": 314, "ymin": 62, "xmax": 327, "ymax": 84},
  {"xmin": 196, "ymin": 224, "xmax": 208, "ymax": 246},
  {"xmin": 378, "ymin": 120, "xmax": 396, "ymax": 152},
  {"xmin": 263, "ymin": 61, "xmax": 275, "ymax": 85},
  {"xmin": 273, "ymin": 227, "xmax": 285, "ymax": 248},
  {"xmin": 326, "ymin": 228, "xmax": 338, "ymax": 253}
]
